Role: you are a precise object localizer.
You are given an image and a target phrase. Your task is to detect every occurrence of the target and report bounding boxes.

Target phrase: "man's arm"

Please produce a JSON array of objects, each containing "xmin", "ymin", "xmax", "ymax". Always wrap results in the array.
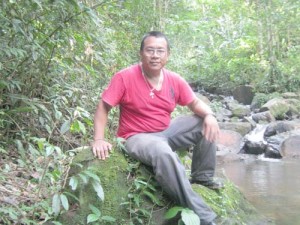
[
  {"xmin": 187, "ymin": 98, "xmax": 219, "ymax": 142},
  {"xmin": 92, "ymin": 99, "xmax": 113, "ymax": 160}
]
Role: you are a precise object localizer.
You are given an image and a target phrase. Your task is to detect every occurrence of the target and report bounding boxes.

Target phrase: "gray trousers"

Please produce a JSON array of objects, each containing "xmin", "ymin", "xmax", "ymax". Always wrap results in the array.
[{"xmin": 125, "ymin": 114, "xmax": 217, "ymax": 225}]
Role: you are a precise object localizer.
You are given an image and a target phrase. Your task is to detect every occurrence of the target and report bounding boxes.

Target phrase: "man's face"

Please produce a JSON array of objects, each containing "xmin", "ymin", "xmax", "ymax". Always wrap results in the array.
[{"xmin": 140, "ymin": 36, "xmax": 169, "ymax": 72}]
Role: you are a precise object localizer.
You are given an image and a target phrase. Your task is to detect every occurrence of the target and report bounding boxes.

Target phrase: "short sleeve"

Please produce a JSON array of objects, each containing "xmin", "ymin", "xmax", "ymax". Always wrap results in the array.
[
  {"xmin": 102, "ymin": 73, "xmax": 125, "ymax": 106},
  {"xmin": 177, "ymin": 76, "xmax": 196, "ymax": 106}
]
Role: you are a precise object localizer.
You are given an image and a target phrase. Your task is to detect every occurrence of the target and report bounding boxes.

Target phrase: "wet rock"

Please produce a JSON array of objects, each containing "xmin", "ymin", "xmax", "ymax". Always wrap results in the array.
[
  {"xmin": 233, "ymin": 85, "xmax": 255, "ymax": 105},
  {"xmin": 264, "ymin": 120, "xmax": 300, "ymax": 137},
  {"xmin": 252, "ymin": 111, "xmax": 275, "ymax": 123},
  {"xmin": 264, "ymin": 145, "xmax": 282, "ymax": 158},
  {"xmin": 265, "ymin": 130, "xmax": 300, "ymax": 158},
  {"xmin": 242, "ymin": 125, "xmax": 267, "ymax": 155}
]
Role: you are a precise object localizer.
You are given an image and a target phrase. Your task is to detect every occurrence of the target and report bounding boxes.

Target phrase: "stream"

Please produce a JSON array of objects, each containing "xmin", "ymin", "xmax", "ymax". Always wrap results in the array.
[{"xmin": 219, "ymin": 157, "xmax": 300, "ymax": 225}]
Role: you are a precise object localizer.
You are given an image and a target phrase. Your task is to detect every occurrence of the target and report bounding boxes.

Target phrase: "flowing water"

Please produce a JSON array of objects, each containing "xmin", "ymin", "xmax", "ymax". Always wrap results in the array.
[{"xmin": 219, "ymin": 157, "xmax": 300, "ymax": 225}]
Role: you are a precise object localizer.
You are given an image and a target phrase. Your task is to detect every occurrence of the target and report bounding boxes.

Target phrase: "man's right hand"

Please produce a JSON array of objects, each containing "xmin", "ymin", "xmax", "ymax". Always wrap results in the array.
[{"xmin": 92, "ymin": 139, "xmax": 112, "ymax": 160}]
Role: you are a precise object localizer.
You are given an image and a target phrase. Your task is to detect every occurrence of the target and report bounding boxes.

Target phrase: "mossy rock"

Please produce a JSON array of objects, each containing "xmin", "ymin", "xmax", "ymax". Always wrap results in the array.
[
  {"xmin": 58, "ymin": 147, "xmax": 130, "ymax": 225},
  {"xmin": 55, "ymin": 147, "xmax": 272, "ymax": 225}
]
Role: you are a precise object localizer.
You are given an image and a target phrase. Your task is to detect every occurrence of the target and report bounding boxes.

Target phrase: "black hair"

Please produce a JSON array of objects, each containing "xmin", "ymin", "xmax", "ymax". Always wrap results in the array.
[{"xmin": 140, "ymin": 31, "xmax": 170, "ymax": 51}]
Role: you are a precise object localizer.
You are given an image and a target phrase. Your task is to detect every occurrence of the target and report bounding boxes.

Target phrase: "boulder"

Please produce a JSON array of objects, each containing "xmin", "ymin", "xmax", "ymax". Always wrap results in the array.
[
  {"xmin": 280, "ymin": 135, "xmax": 300, "ymax": 158},
  {"xmin": 251, "ymin": 111, "xmax": 276, "ymax": 124},
  {"xmin": 53, "ymin": 147, "xmax": 269, "ymax": 225},
  {"xmin": 232, "ymin": 85, "xmax": 255, "ymax": 105},
  {"xmin": 259, "ymin": 98, "xmax": 290, "ymax": 119},
  {"xmin": 227, "ymin": 101, "xmax": 251, "ymax": 118},
  {"xmin": 264, "ymin": 120, "xmax": 300, "ymax": 137},
  {"xmin": 216, "ymin": 130, "xmax": 243, "ymax": 154}
]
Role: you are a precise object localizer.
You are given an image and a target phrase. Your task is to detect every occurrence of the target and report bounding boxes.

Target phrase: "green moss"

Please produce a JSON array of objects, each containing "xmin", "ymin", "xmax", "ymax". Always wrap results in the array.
[
  {"xmin": 58, "ymin": 148, "xmax": 130, "ymax": 225},
  {"xmin": 56, "ymin": 148, "xmax": 270, "ymax": 225},
  {"xmin": 193, "ymin": 180, "xmax": 268, "ymax": 225}
]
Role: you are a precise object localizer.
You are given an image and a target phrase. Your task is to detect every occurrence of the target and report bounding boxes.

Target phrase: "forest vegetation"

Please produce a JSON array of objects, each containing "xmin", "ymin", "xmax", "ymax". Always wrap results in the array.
[{"xmin": 0, "ymin": 0, "xmax": 299, "ymax": 224}]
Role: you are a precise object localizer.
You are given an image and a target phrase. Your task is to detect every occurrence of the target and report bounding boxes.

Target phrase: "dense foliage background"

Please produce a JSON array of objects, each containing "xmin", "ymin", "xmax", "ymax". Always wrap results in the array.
[{"xmin": 0, "ymin": 0, "xmax": 299, "ymax": 224}]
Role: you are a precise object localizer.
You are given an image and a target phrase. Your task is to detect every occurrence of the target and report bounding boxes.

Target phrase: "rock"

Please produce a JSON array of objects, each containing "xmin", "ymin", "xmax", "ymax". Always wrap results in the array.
[
  {"xmin": 280, "ymin": 135, "xmax": 300, "ymax": 158},
  {"xmin": 219, "ymin": 122, "xmax": 252, "ymax": 136},
  {"xmin": 242, "ymin": 125, "xmax": 268, "ymax": 155},
  {"xmin": 264, "ymin": 120, "xmax": 300, "ymax": 137},
  {"xmin": 266, "ymin": 130, "xmax": 300, "ymax": 158},
  {"xmin": 252, "ymin": 111, "xmax": 276, "ymax": 123},
  {"xmin": 285, "ymin": 98, "xmax": 300, "ymax": 118},
  {"xmin": 233, "ymin": 85, "xmax": 255, "ymax": 105},
  {"xmin": 195, "ymin": 93, "xmax": 211, "ymax": 105},
  {"xmin": 58, "ymin": 147, "xmax": 133, "ymax": 225},
  {"xmin": 227, "ymin": 101, "xmax": 251, "ymax": 118},
  {"xmin": 282, "ymin": 92, "xmax": 300, "ymax": 100},
  {"xmin": 216, "ymin": 130, "xmax": 243, "ymax": 154},
  {"xmin": 259, "ymin": 98, "xmax": 290, "ymax": 119},
  {"xmin": 55, "ymin": 146, "xmax": 268, "ymax": 225},
  {"xmin": 216, "ymin": 108, "xmax": 233, "ymax": 122},
  {"xmin": 264, "ymin": 145, "xmax": 282, "ymax": 158}
]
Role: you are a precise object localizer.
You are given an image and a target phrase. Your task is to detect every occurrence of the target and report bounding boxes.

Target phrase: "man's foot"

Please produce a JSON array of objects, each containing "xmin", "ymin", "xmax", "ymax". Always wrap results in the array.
[{"xmin": 190, "ymin": 179, "xmax": 224, "ymax": 190}]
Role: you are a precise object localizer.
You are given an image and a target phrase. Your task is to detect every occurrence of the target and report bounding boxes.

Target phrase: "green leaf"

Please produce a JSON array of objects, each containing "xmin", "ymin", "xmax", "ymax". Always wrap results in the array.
[
  {"xmin": 55, "ymin": 110, "xmax": 62, "ymax": 120},
  {"xmin": 32, "ymin": 0, "xmax": 43, "ymax": 9},
  {"xmin": 78, "ymin": 120, "xmax": 86, "ymax": 134},
  {"xmin": 143, "ymin": 190, "xmax": 162, "ymax": 206},
  {"xmin": 63, "ymin": 191, "xmax": 79, "ymax": 202},
  {"xmin": 101, "ymin": 215, "xmax": 116, "ymax": 222},
  {"xmin": 52, "ymin": 193, "xmax": 61, "ymax": 216},
  {"xmin": 78, "ymin": 173, "xmax": 89, "ymax": 184},
  {"xmin": 70, "ymin": 120, "xmax": 80, "ymax": 133},
  {"xmin": 89, "ymin": 204, "xmax": 101, "ymax": 217},
  {"xmin": 83, "ymin": 170, "xmax": 100, "ymax": 182},
  {"xmin": 69, "ymin": 176, "xmax": 78, "ymax": 190},
  {"xmin": 60, "ymin": 120, "xmax": 71, "ymax": 134},
  {"xmin": 181, "ymin": 208, "xmax": 200, "ymax": 225},
  {"xmin": 164, "ymin": 206, "xmax": 183, "ymax": 219},
  {"xmin": 46, "ymin": 145, "xmax": 54, "ymax": 156},
  {"xmin": 92, "ymin": 180, "xmax": 104, "ymax": 201},
  {"xmin": 60, "ymin": 193, "xmax": 69, "ymax": 211},
  {"xmin": 87, "ymin": 214, "xmax": 100, "ymax": 224},
  {"xmin": 15, "ymin": 140, "xmax": 25, "ymax": 158}
]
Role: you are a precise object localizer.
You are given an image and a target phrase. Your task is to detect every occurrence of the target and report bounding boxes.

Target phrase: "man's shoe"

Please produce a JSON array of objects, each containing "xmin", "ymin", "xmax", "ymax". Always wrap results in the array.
[{"xmin": 190, "ymin": 179, "xmax": 224, "ymax": 190}]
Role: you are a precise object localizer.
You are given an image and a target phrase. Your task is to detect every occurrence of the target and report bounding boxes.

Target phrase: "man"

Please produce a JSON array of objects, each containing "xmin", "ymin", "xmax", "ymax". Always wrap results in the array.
[{"xmin": 92, "ymin": 31, "xmax": 221, "ymax": 225}]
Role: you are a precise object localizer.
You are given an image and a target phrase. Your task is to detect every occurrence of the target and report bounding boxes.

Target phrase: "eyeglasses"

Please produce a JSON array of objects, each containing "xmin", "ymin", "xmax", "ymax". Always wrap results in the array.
[{"xmin": 144, "ymin": 48, "xmax": 167, "ymax": 57}]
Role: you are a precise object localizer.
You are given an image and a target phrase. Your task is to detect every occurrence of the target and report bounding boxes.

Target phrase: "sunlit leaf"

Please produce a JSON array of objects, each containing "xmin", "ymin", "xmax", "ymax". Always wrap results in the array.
[
  {"xmin": 52, "ymin": 193, "xmax": 61, "ymax": 216},
  {"xmin": 181, "ymin": 208, "xmax": 200, "ymax": 225},
  {"xmin": 60, "ymin": 193, "xmax": 69, "ymax": 211},
  {"xmin": 87, "ymin": 214, "xmax": 99, "ymax": 224},
  {"xmin": 77, "ymin": 120, "xmax": 86, "ymax": 134},
  {"xmin": 46, "ymin": 145, "xmax": 54, "ymax": 156},
  {"xmin": 60, "ymin": 120, "xmax": 71, "ymax": 134},
  {"xmin": 92, "ymin": 180, "xmax": 104, "ymax": 201},
  {"xmin": 69, "ymin": 176, "xmax": 78, "ymax": 190}
]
